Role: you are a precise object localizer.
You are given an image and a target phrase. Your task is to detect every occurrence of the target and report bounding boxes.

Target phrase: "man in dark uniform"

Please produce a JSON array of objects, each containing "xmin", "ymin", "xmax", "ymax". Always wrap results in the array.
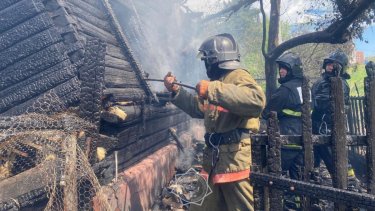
[
  {"xmin": 262, "ymin": 52, "xmax": 304, "ymax": 179},
  {"xmin": 262, "ymin": 52, "xmax": 304, "ymax": 210},
  {"xmin": 311, "ymin": 50, "xmax": 350, "ymax": 176}
]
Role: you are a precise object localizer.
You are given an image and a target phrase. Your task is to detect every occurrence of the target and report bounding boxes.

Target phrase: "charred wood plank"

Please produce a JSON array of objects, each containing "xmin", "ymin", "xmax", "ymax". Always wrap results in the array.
[
  {"xmin": 331, "ymin": 77, "xmax": 348, "ymax": 211},
  {"xmin": 0, "ymin": 188, "xmax": 47, "ymax": 211},
  {"xmin": 100, "ymin": 104, "xmax": 183, "ymax": 131},
  {"xmin": 79, "ymin": 38, "xmax": 106, "ymax": 128},
  {"xmin": 95, "ymin": 134, "xmax": 119, "ymax": 150},
  {"xmin": 350, "ymin": 99, "xmax": 359, "ymax": 134},
  {"xmin": 106, "ymin": 44, "xmax": 125, "ymax": 60},
  {"xmin": 0, "ymin": 59, "xmax": 74, "ymax": 98},
  {"xmin": 105, "ymin": 67, "xmax": 141, "ymax": 88},
  {"xmin": 0, "ymin": 0, "xmax": 22, "ymax": 11},
  {"xmin": 103, "ymin": 88, "xmax": 146, "ymax": 102},
  {"xmin": 117, "ymin": 130, "xmax": 170, "ymax": 164},
  {"xmin": 50, "ymin": 7, "xmax": 75, "ymax": 27},
  {"xmin": 0, "ymin": 160, "xmax": 55, "ymax": 202},
  {"xmin": 358, "ymin": 98, "xmax": 365, "ymax": 135},
  {"xmin": 66, "ymin": 3, "xmax": 112, "ymax": 33},
  {"xmin": 250, "ymin": 133, "xmax": 269, "ymax": 210},
  {"xmin": 0, "ymin": 28, "xmax": 62, "ymax": 70},
  {"xmin": 75, "ymin": 17, "xmax": 118, "ymax": 46},
  {"xmin": 250, "ymin": 134, "xmax": 367, "ymax": 146},
  {"xmin": 0, "ymin": 79, "xmax": 79, "ymax": 116},
  {"xmin": 0, "ymin": 12, "xmax": 53, "ymax": 51},
  {"xmin": 62, "ymin": 134, "xmax": 78, "ymax": 211},
  {"xmin": 251, "ymin": 143, "xmax": 267, "ymax": 210},
  {"xmin": 114, "ymin": 112, "xmax": 188, "ymax": 149},
  {"xmin": 65, "ymin": 0, "xmax": 106, "ymax": 20},
  {"xmin": 95, "ymin": 121, "xmax": 189, "ymax": 184},
  {"xmin": 301, "ymin": 77, "xmax": 313, "ymax": 209},
  {"xmin": 99, "ymin": 0, "xmax": 156, "ymax": 102},
  {"xmin": 354, "ymin": 98, "xmax": 360, "ymax": 135},
  {"xmin": 0, "ymin": 43, "xmax": 68, "ymax": 91},
  {"xmin": 251, "ymin": 172, "xmax": 375, "ymax": 209},
  {"xmin": 95, "ymin": 139, "xmax": 171, "ymax": 185},
  {"xmin": 347, "ymin": 100, "xmax": 355, "ymax": 135},
  {"xmin": 266, "ymin": 112, "xmax": 282, "ymax": 211},
  {"xmin": 0, "ymin": 0, "xmax": 45, "ymax": 34},
  {"xmin": 0, "ymin": 61, "xmax": 76, "ymax": 113},
  {"xmin": 0, "ymin": 90, "xmax": 65, "ymax": 117},
  {"xmin": 365, "ymin": 76, "xmax": 375, "ymax": 194},
  {"xmin": 0, "ymin": 113, "xmax": 94, "ymax": 132},
  {"xmin": 105, "ymin": 55, "xmax": 131, "ymax": 71}
]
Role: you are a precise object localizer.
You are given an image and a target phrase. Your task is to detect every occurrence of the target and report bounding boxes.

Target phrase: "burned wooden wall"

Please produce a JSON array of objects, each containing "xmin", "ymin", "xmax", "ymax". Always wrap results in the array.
[
  {"xmin": 0, "ymin": 0, "xmax": 190, "ymax": 188},
  {"xmin": 0, "ymin": 0, "xmax": 81, "ymax": 116}
]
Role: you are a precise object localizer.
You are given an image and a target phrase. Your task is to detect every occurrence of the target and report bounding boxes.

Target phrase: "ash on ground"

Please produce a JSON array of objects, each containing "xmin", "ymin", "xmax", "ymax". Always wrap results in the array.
[{"xmin": 152, "ymin": 138, "xmax": 205, "ymax": 211}]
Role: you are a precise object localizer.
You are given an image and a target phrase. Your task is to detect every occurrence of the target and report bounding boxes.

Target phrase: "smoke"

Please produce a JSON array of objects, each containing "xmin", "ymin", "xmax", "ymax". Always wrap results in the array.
[
  {"xmin": 175, "ymin": 120, "xmax": 205, "ymax": 172},
  {"xmin": 109, "ymin": 0, "xmax": 264, "ymax": 91},
  {"xmin": 110, "ymin": 0, "xmax": 206, "ymax": 91}
]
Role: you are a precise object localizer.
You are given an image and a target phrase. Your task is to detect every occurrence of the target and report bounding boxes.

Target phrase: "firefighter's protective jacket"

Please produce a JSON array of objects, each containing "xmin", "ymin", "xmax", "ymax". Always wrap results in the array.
[
  {"xmin": 172, "ymin": 68, "xmax": 265, "ymax": 183},
  {"xmin": 262, "ymin": 78, "xmax": 303, "ymax": 136},
  {"xmin": 311, "ymin": 75, "xmax": 350, "ymax": 134}
]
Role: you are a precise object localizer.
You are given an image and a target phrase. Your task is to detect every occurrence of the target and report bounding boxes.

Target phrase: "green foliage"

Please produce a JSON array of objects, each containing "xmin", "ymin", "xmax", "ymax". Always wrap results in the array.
[
  {"xmin": 347, "ymin": 64, "xmax": 366, "ymax": 96},
  {"xmin": 367, "ymin": 56, "xmax": 375, "ymax": 62},
  {"xmin": 198, "ymin": 7, "xmax": 265, "ymax": 79},
  {"xmin": 198, "ymin": 6, "xmax": 291, "ymax": 82}
]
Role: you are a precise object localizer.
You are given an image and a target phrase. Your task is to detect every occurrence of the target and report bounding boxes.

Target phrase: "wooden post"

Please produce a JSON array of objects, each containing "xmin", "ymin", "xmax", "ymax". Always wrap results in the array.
[
  {"xmin": 330, "ymin": 77, "xmax": 348, "ymax": 211},
  {"xmin": 252, "ymin": 143, "xmax": 267, "ymax": 210},
  {"xmin": 62, "ymin": 133, "xmax": 78, "ymax": 211},
  {"xmin": 302, "ymin": 77, "xmax": 313, "ymax": 209},
  {"xmin": 365, "ymin": 71, "xmax": 375, "ymax": 195},
  {"xmin": 267, "ymin": 112, "xmax": 283, "ymax": 211}
]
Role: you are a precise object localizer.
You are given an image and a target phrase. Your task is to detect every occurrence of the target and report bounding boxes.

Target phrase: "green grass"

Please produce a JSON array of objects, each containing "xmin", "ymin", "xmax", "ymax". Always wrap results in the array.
[{"xmin": 347, "ymin": 64, "xmax": 366, "ymax": 96}]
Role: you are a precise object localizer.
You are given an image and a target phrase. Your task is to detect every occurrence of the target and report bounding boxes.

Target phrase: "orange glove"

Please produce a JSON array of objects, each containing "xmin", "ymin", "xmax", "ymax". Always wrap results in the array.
[
  {"xmin": 196, "ymin": 80, "xmax": 210, "ymax": 99},
  {"xmin": 164, "ymin": 72, "xmax": 180, "ymax": 93}
]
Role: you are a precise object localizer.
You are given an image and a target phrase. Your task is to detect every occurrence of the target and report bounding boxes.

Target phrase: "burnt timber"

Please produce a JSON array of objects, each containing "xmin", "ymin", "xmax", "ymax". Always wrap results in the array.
[
  {"xmin": 1, "ymin": 0, "xmax": 375, "ymax": 210},
  {"xmin": 0, "ymin": 0, "xmax": 189, "ymax": 210}
]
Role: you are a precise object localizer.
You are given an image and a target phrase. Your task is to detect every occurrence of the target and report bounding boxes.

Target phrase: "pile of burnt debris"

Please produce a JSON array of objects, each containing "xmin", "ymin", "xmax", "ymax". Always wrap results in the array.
[{"xmin": 152, "ymin": 138, "xmax": 205, "ymax": 211}]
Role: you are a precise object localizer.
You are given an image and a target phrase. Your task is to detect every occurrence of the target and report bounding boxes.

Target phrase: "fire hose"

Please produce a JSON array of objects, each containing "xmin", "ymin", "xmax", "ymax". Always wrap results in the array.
[{"xmin": 144, "ymin": 78, "xmax": 197, "ymax": 91}]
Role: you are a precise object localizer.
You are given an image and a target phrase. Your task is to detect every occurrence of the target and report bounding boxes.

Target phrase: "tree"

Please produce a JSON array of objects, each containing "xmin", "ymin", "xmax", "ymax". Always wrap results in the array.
[
  {"xmin": 260, "ymin": 0, "xmax": 375, "ymax": 99},
  {"xmin": 292, "ymin": 42, "xmax": 355, "ymax": 81},
  {"xmin": 209, "ymin": 0, "xmax": 375, "ymax": 98}
]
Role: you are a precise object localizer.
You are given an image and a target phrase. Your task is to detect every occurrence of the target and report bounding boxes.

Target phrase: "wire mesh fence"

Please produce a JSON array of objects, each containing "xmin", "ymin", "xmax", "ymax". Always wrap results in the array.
[{"xmin": 0, "ymin": 94, "xmax": 110, "ymax": 210}]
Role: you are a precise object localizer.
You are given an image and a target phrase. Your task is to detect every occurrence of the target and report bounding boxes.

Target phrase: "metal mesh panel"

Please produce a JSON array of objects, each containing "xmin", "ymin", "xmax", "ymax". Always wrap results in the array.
[{"xmin": 0, "ymin": 95, "xmax": 110, "ymax": 211}]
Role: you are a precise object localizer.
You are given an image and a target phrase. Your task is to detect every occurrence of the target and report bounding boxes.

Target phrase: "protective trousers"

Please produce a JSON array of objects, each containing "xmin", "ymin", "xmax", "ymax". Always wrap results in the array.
[{"xmin": 189, "ymin": 178, "xmax": 254, "ymax": 211}]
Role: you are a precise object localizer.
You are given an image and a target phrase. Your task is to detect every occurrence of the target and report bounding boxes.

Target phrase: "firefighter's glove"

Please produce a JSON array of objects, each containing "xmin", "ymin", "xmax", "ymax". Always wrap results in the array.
[
  {"xmin": 196, "ymin": 80, "xmax": 209, "ymax": 99},
  {"xmin": 164, "ymin": 72, "xmax": 180, "ymax": 93}
]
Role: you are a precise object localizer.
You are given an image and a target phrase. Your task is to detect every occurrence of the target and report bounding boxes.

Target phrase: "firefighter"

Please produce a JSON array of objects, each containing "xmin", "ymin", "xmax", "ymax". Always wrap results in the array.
[
  {"xmin": 262, "ymin": 52, "xmax": 304, "ymax": 179},
  {"xmin": 261, "ymin": 52, "xmax": 304, "ymax": 210},
  {"xmin": 164, "ymin": 33, "xmax": 265, "ymax": 211},
  {"xmin": 311, "ymin": 50, "xmax": 351, "ymax": 176}
]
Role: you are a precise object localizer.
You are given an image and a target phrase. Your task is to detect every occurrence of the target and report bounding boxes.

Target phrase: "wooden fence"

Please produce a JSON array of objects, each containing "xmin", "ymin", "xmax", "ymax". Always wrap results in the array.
[
  {"xmin": 348, "ymin": 96, "xmax": 366, "ymax": 135},
  {"xmin": 250, "ymin": 73, "xmax": 375, "ymax": 211}
]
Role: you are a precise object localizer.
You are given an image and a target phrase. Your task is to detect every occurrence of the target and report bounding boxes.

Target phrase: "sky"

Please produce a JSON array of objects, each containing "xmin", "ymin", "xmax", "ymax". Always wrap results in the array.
[
  {"xmin": 355, "ymin": 26, "xmax": 375, "ymax": 57},
  {"xmin": 186, "ymin": 0, "xmax": 375, "ymax": 57}
]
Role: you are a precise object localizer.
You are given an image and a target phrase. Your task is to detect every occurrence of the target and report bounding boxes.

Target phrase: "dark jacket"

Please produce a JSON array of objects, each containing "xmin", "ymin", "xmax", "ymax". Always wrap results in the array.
[
  {"xmin": 262, "ymin": 78, "xmax": 303, "ymax": 135},
  {"xmin": 311, "ymin": 74, "xmax": 350, "ymax": 134}
]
